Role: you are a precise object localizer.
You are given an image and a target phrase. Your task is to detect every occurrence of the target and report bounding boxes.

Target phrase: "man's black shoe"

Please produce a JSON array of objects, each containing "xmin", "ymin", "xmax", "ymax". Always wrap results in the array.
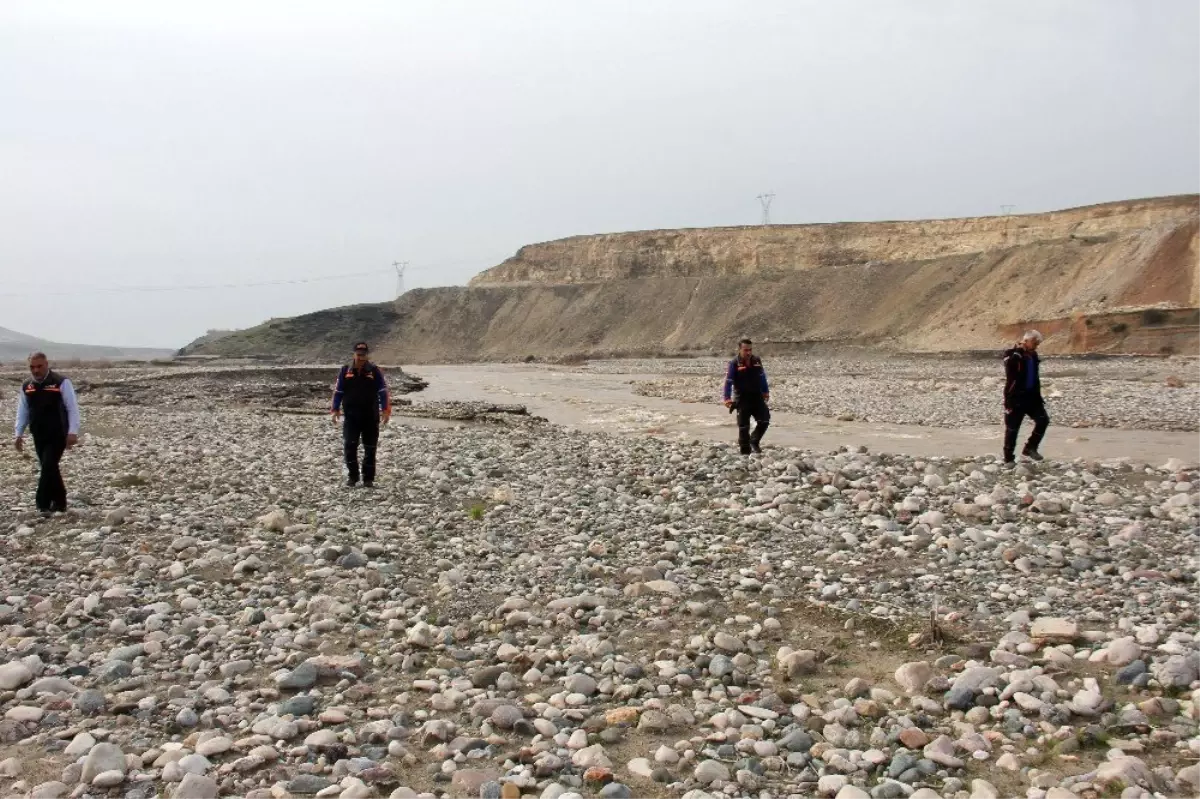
[
  {"xmin": 751, "ymin": 441, "xmax": 762, "ymax": 454},
  {"xmin": 1023, "ymin": 449, "xmax": 1044, "ymax": 462},
  {"xmin": 346, "ymin": 478, "xmax": 359, "ymax": 488},
  {"xmin": 363, "ymin": 481, "xmax": 374, "ymax": 489}
]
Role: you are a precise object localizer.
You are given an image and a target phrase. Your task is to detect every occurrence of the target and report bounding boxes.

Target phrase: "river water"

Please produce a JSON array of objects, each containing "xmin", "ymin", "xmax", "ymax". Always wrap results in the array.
[{"xmin": 406, "ymin": 363, "xmax": 1198, "ymax": 467}]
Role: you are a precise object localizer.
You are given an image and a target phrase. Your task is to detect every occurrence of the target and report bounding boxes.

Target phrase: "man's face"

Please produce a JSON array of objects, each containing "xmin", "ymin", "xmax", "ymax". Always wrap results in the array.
[
  {"xmin": 1021, "ymin": 338, "xmax": 1039, "ymax": 352},
  {"xmin": 739, "ymin": 343, "xmax": 753, "ymax": 359},
  {"xmin": 29, "ymin": 356, "xmax": 49, "ymax": 380},
  {"xmin": 353, "ymin": 346, "xmax": 368, "ymax": 365}
]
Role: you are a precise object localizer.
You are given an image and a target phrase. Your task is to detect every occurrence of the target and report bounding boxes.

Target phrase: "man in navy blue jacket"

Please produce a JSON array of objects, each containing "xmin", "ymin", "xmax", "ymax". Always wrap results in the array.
[
  {"xmin": 722, "ymin": 338, "xmax": 770, "ymax": 455},
  {"xmin": 1002, "ymin": 330, "xmax": 1049, "ymax": 464},
  {"xmin": 331, "ymin": 342, "xmax": 391, "ymax": 487}
]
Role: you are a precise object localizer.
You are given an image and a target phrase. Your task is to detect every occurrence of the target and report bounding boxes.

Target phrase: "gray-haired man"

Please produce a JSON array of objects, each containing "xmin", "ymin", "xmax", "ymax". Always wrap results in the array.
[
  {"xmin": 1002, "ymin": 330, "xmax": 1049, "ymax": 464},
  {"xmin": 13, "ymin": 352, "xmax": 81, "ymax": 513}
]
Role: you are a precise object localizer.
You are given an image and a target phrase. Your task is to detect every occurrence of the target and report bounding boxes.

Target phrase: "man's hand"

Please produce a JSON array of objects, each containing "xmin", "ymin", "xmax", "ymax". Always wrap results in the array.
[
  {"xmin": 723, "ymin": 400, "xmax": 734, "ymax": 409},
  {"xmin": 13, "ymin": 436, "xmax": 22, "ymax": 453},
  {"xmin": 381, "ymin": 411, "xmax": 391, "ymax": 426},
  {"xmin": 763, "ymin": 393, "xmax": 770, "ymax": 404},
  {"xmin": 331, "ymin": 410, "xmax": 341, "ymax": 425},
  {"xmin": 66, "ymin": 433, "xmax": 78, "ymax": 449}
]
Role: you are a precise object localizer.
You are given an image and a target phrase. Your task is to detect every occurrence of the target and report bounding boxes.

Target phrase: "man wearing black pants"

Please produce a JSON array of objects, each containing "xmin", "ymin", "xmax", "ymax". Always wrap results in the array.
[
  {"xmin": 13, "ymin": 352, "xmax": 81, "ymax": 514},
  {"xmin": 722, "ymin": 338, "xmax": 770, "ymax": 455},
  {"xmin": 330, "ymin": 342, "xmax": 391, "ymax": 487},
  {"xmin": 1003, "ymin": 330, "xmax": 1050, "ymax": 464}
]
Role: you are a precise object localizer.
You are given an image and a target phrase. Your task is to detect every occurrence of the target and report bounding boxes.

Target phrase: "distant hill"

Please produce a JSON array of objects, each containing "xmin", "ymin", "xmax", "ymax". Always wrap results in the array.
[
  {"xmin": 181, "ymin": 195, "xmax": 1200, "ymax": 361},
  {"xmin": 0, "ymin": 326, "xmax": 174, "ymax": 363}
]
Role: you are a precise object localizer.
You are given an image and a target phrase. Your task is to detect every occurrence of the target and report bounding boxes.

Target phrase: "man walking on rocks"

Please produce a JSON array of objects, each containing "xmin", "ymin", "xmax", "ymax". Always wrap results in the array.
[
  {"xmin": 331, "ymin": 342, "xmax": 391, "ymax": 487},
  {"xmin": 12, "ymin": 351, "xmax": 81, "ymax": 514},
  {"xmin": 723, "ymin": 338, "xmax": 770, "ymax": 455},
  {"xmin": 1003, "ymin": 330, "xmax": 1050, "ymax": 464}
]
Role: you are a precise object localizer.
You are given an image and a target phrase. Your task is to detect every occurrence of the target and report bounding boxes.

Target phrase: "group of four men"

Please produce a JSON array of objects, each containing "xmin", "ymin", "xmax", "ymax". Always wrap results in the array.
[{"xmin": 10, "ymin": 336, "xmax": 1050, "ymax": 511}]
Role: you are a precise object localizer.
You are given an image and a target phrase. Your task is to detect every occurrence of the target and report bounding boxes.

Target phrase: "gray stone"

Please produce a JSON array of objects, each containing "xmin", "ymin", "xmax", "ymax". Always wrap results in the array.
[
  {"xmin": 0, "ymin": 662, "xmax": 35, "ymax": 690},
  {"xmin": 713, "ymin": 632, "xmax": 744, "ymax": 653},
  {"xmin": 172, "ymin": 773, "xmax": 219, "ymax": 799},
  {"xmin": 888, "ymin": 752, "xmax": 918, "ymax": 780},
  {"xmin": 564, "ymin": 674, "xmax": 598, "ymax": 696},
  {"xmin": 92, "ymin": 770, "xmax": 125, "ymax": 788},
  {"xmin": 74, "ymin": 690, "xmax": 106, "ymax": 714},
  {"xmin": 1116, "ymin": 660, "xmax": 1148, "ymax": 685},
  {"xmin": 81, "ymin": 743, "xmax": 126, "ymax": 784},
  {"xmin": 1153, "ymin": 654, "xmax": 1199, "ymax": 689},
  {"xmin": 490, "ymin": 705, "xmax": 524, "ymax": 730},
  {"xmin": 694, "ymin": 760, "xmax": 730, "ymax": 784},
  {"xmin": 599, "ymin": 784, "xmax": 632, "ymax": 799},
  {"xmin": 779, "ymin": 729, "xmax": 813, "ymax": 752},
  {"xmin": 871, "ymin": 781, "xmax": 907, "ymax": 799},
  {"xmin": 287, "ymin": 775, "xmax": 334, "ymax": 794},
  {"xmin": 894, "ymin": 661, "xmax": 932, "ymax": 694},
  {"xmin": 28, "ymin": 677, "xmax": 78, "ymax": 695},
  {"xmin": 30, "ymin": 782, "xmax": 69, "ymax": 799},
  {"xmin": 280, "ymin": 694, "xmax": 317, "ymax": 716},
  {"xmin": 709, "ymin": 654, "xmax": 734, "ymax": 678},
  {"xmin": 277, "ymin": 662, "xmax": 319, "ymax": 689}
]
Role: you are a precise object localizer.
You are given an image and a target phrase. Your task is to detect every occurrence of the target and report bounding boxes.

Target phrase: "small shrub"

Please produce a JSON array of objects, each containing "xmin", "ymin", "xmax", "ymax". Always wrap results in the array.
[{"xmin": 468, "ymin": 503, "xmax": 486, "ymax": 521}]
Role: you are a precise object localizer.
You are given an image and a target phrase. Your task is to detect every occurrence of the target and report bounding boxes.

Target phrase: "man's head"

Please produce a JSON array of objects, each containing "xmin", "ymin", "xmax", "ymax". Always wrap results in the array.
[
  {"xmin": 1020, "ymin": 330, "xmax": 1043, "ymax": 352},
  {"xmin": 352, "ymin": 341, "xmax": 369, "ymax": 366},
  {"xmin": 28, "ymin": 352, "xmax": 49, "ymax": 381},
  {"xmin": 738, "ymin": 338, "xmax": 753, "ymax": 359}
]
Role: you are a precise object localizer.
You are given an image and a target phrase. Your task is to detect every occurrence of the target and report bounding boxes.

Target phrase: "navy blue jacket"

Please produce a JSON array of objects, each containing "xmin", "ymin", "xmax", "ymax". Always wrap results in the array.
[
  {"xmin": 1002, "ymin": 347, "xmax": 1041, "ymax": 404},
  {"xmin": 723, "ymin": 356, "xmax": 769, "ymax": 401},
  {"xmin": 331, "ymin": 361, "xmax": 390, "ymax": 415}
]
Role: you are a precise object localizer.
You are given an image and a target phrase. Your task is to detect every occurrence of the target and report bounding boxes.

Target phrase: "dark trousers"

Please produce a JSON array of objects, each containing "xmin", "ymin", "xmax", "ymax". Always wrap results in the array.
[
  {"xmin": 1004, "ymin": 394, "xmax": 1050, "ymax": 459},
  {"xmin": 343, "ymin": 413, "xmax": 380, "ymax": 483},
  {"xmin": 33, "ymin": 431, "xmax": 68, "ymax": 511},
  {"xmin": 736, "ymin": 394, "xmax": 770, "ymax": 454}
]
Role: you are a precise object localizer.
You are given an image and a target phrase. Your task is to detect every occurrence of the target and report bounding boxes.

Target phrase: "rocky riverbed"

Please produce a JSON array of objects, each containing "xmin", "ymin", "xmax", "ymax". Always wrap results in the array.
[
  {"xmin": 0, "ymin": 369, "xmax": 1197, "ymax": 799},
  {"xmin": 602, "ymin": 356, "xmax": 1200, "ymax": 433}
]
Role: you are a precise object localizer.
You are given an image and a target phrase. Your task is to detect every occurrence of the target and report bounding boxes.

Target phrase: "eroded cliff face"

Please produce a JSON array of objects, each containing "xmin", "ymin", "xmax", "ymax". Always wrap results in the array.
[
  {"xmin": 184, "ymin": 195, "xmax": 1199, "ymax": 360},
  {"xmin": 471, "ymin": 195, "xmax": 1199, "ymax": 287}
]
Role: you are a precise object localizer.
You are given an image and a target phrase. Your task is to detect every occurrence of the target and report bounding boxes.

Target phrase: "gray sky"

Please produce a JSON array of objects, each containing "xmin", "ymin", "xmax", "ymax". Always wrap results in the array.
[{"xmin": 2, "ymin": 0, "xmax": 1197, "ymax": 349}]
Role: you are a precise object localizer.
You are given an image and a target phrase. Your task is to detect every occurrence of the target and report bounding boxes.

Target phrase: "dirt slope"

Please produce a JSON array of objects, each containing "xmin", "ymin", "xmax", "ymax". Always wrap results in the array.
[{"xmin": 181, "ymin": 195, "xmax": 1199, "ymax": 362}]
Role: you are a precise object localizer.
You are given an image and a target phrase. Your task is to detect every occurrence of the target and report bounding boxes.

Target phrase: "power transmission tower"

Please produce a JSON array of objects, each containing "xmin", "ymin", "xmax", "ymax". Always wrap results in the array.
[
  {"xmin": 392, "ymin": 261, "xmax": 409, "ymax": 298},
  {"xmin": 757, "ymin": 193, "xmax": 775, "ymax": 226},
  {"xmin": 1000, "ymin": 205, "xmax": 1016, "ymax": 235}
]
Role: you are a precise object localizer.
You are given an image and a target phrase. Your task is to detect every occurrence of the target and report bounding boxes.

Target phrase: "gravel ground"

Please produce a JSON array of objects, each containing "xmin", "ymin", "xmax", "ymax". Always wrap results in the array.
[
  {"xmin": 0, "ymin": 369, "xmax": 1197, "ymax": 799},
  {"xmin": 584, "ymin": 356, "xmax": 1200, "ymax": 432}
]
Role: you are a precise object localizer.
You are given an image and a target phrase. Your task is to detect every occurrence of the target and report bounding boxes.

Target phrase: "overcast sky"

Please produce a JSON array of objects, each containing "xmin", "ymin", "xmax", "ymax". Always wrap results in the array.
[{"xmin": 2, "ymin": 1, "xmax": 1197, "ymax": 348}]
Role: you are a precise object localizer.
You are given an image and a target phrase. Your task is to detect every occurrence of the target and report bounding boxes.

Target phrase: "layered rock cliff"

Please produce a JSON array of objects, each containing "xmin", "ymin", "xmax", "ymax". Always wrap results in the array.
[{"xmin": 181, "ymin": 195, "xmax": 1199, "ymax": 361}]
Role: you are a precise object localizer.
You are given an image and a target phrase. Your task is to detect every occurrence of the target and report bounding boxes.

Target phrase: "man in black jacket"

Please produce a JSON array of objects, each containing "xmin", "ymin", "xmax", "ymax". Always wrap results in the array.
[
  {"xmin": 1002, "ymin": 330, "xmax": 1049, "ymax": 464},
  {"xmin": 12, "ymin": 352, "xmax": 82, "ymax": 514},
  {"xmin": 330, "ymin": 342, "xmax": 391, "ymax": 487},
  {"xmin": 722, "ymin": 338, "xmax": 771, "ymax": 455}
]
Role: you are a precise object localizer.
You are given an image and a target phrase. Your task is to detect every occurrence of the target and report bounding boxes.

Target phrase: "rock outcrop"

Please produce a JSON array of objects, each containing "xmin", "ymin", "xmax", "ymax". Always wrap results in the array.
[{"xmin": 181, "ymin": 195, "xmax": 1199, "ymax": 362}]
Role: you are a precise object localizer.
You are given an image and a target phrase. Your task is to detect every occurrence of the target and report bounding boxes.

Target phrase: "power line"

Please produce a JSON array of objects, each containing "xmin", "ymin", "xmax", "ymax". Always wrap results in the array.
[{"xmin": 0, "ymin": 267, "xmax": 401, "ymax": 298}]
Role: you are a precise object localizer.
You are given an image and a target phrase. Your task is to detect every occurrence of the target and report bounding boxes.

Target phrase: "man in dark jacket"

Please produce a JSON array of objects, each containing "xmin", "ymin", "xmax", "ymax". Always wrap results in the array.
[
  {"xmin": 722, "ymin": 338, "xmax": 770, "ymax": 455},
  {"xmin": 1002, "ymin": 330, "xmax": 1049, "ymax": 464},
  {"xmin": 12, "ymin": 352, "xmax": 82, "ymax": 514},
  {"xmin": 330, "ymin": 341, "xmax": 391, "ymax": 487}
]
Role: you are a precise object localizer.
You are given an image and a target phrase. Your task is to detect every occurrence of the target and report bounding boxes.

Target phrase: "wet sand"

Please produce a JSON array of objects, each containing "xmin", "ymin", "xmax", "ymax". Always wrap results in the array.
[{"xmin": 412, "ymin": 363, "xmax": 1199, "ymax": 466}]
